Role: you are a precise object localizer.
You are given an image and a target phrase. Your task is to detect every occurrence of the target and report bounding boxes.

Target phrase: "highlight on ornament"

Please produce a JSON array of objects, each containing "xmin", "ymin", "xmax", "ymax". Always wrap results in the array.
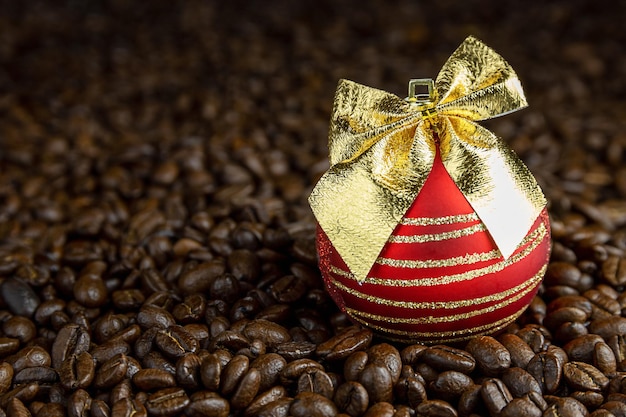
[{"xmin": 309, "ymin": 36, "xmax": 551, "ymax": 344}]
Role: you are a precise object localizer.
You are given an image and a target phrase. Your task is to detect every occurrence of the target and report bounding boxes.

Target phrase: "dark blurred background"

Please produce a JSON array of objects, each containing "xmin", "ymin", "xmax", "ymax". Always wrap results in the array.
[{"xmin": 1, "ymin": 0, "xmax": 625, "ymax": 209}]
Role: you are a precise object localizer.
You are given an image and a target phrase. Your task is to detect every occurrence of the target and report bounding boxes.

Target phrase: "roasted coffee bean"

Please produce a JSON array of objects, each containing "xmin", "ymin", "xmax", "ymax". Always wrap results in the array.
[
  {"xmin": 600, "ymin": 400, "xmax": 626, "ymax": 416},
  {"xmin": 0, "ymin": 362, "xmax": 12, "ymax": 394},
  {"xmin": 220, "ymin": 354, "xmax": 249, "ymax": 396},
  {"xmin": 502, "ymin": 367, "xmax": 542, "ymax": 397},
  {"xmin": 256, "ymin": 397, "xmax": 293, "ymax": 417},
  {"xmin": 430, "ymin": 370, "xmax": 474, "ymax": 400},
  {"xmin": 8, "ymin": 346, "xmax": 51, "ymax": 372},
  {"xmin": 359, "ymin": 363, "xmax": 393, "ymax": 403},
  {"xmin": 145, "ymin": 387, "xmax": 189, "ymax": 416},
  {"xmin": 395, "ymin": 376, "xmax": 427, "ymax": 409},
  {"xmin": 143, "ymin": 351, "xmax": 176, "ymax": 375},
  {"xmin": 499, "ymin": 333, "xmax": 536, "ymax": 369},
  {"xmin": 602, "ymin": 255, "xmax": 626, "ymax": 287},
  {"xmin": 500, "ymin": 397, "xmax": 543, "ymax": 417},
  {"xmin": 91, "ymin": 340, "xmax": 131, "ymax": 364},
  {"xmin": 110, "ymin": 398, "xmax": 147, "ymax": 417},
  {"xmin": 297, "ymin": 369, "xmax": 334, "ymax": 399},
  {"xmin": 363, "ymin": 402, "xmax": 395, "ymax": 417},
  {"xmin": 136, "ymin": 305, "xmax": 175, "ymax": 330},
  {"xmin": 230, "ymin": 368, "xmax": 261, "ymax": 409},
  {"xmin": 250, "ymin": 353, "xmax": 287, "ymax": 392},
  {"xmin": 2, "ymin": 316, "xmax": 36, "ymax": 343},
  {"xmin": 565, "ymin": 334, "xmax": 605, "ymax": 362},
  {"xmin": 0, "ymin": 337, "xmax": 19, "ymax": 356},
  {"xmin": 186, "ymin": 391, "xmax": 230, "ymax": 417},
  {"xmin": 155, "ymin": 325, "xmax": 198, "ymax": 358},
  {"xmin": 73, "ymin": 275, "xmax": 108, "ymax": 308},
  {"xmin": 67, "ymin": 389, "xmax": 92, "ymax": 417},
  {"xmin": 7, "ymin": 398, "xmax": 31, "ymax": 417},
  {"xmin": 178, "ymin": 260, "xmax": 226, "ymax": 295},
  {"xmin": 280, "ymin": 359, "xmax": 324, "ymax": 388},
  {"xmin": 415, "ymin": 400, "xmax": 458, "ymax": 417},
  {"xmin": 243, "ymin": 319, "xmax": 291, "ymax": 347},
  {"xmin": 400, "ymin": 344, "xmax": 428, "ymax": 366},
  {"xmin": 112, "ymin": 289, "xmax": 145, "ymax": 311},
  {"xmin": 110, "ymin": 379, "xmax": 133, "ymax": 407},
  {"xmin": 132, "ymin": 368, "xmax": 176, "ymax": 390},
  {"xmin": 516, "ymin": 327, "xmax": 548, "ymax": 353},
  {"xmin": 466, "ymin": 336, "xmax": 511, "ymax": 376},
  {"xmin": 334, "ymin": 381, "xmax": 369, "ymax": 417},
  {"xmin": 481, "ymin": 378, "xmax": 513, "ymax": 416},
  {"xmin": 91, "ymin": 399, "xmax": 111, "ymax": 417},
  {"xmin": 544, "ymin": 307, "xmax": 590, "ymax": 330},
  {"xmin": 244, "ymin": 386, "xmax": 287, "ymax": 417},
  {"xmin": 589, "ymin": 317, "xmax": 626, "ymax": 339},
  {"xmin": 458, "ymin": 384, "xmax": 482, "ymax": 417},
  {"xmin": 175, "ymin": 353, "xmax": 201, "ymax": 389},
  {"xmin": 209, "ymin": 330, "xmax": 251, "ymax": 352},
  {"xmin": 51, "ymin": 324, "xmax": 90, "ymax": 369},
  {"xmin": 343, "ymin": 351, "xmax": 369, "ymax": 382},
  {"xmin": 200, "ymin": 353, "xmax": 222, "ymax": 391},
  {"xmin": 422, "ymin": 345, "xmax": 476, "ymax": 373},
  {"xmin": 564, "ymin": 361, "xmax": 610, "ymax": 392},
  {"xmin": 543, "ymin": 396, "xmax": 588, "ymax": 417},
  {"xmin": 1, "ymin": 277, "xmax": 41, "ymax": 317},
  {"xmin": 317, "ymin": 326, "xmax": 373, "ymax": 361},
  {"xmin": 94, "ymin": 353, "xmax": 128, "ymax": 389},
  {"xmin": 13, "ymin": 366, "xmax": 57, "ymax": 384},
  {"xmin": 527, "ymin": 351, "xmax": 564, "ymax": 394},
  {"xmin": 594, "ymin": 341, "xmax": 617, "ymax": 376},
  {"xmin": 273, "ymin": 340, "xmax": 316, "ymax": 361},
  {"xmin": 368, "ymin": 343, "xmax": 402, "ymax": 384},
  {"xmin": 289, "ymin": 392, "xmax": 338, "ymax": 417},
  {"xmin": 60, "ymin": 351, "xmax": 95, "ymax": 390},
  {"xmin": 571, "ymin": 390, "xmax": 605, "ymax": 409},
  {"xmin": 36, "ymin": 402, "xmax": 66, "ymax": 417}
]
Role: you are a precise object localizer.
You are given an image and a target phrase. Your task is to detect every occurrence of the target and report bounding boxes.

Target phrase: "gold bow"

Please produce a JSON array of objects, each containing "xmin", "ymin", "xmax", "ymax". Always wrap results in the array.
[{"xmin": 309, "ymin": 36, "xmax": 547, "ymax": 283}]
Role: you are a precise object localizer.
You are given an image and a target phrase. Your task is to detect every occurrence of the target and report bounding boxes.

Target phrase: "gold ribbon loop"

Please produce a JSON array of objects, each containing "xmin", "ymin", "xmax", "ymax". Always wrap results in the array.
[{"xmin": 309, "ymin": 36, "xmax": 547, "ymax": 283}]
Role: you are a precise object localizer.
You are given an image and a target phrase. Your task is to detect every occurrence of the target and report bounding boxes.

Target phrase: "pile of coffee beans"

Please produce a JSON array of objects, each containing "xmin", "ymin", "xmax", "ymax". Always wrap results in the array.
[{"xmin": 1, "ymin": 1, "xmax": 626, "ymax": 416}]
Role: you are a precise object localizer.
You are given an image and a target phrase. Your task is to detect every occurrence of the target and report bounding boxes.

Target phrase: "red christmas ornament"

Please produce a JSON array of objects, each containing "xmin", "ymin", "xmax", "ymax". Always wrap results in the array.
[
  {"xmin": 317, "ymin": 147, "xmax": 551, "ymax": 344},
  {"xmin": 309, "ymin": 37, "xmax": 551, "ymax": 344}
]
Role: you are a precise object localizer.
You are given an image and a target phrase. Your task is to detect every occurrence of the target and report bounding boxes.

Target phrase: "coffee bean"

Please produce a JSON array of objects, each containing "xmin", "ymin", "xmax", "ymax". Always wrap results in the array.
[
  {"xmin": 564, "ymin": 361, "xmax": 610, "ymax": 392},
  {"xmin": 110, "ymin": 398, "xmax": 147, "ymax": 417},
  {"xmin": 430, "ymin": 370, "xmax": 474, "ymax": 400},
  {"xmin": 502, "ymin": 367, "xmax": 542, "ymax": 397},
  {"xmin": 178, "ymin": 260, "xmax": 225, "ymax": 295},
  {"xmin": 363, "ymin": 402, "xmax": 395, "ymax": 417},
  {"xmin": 368, "ymin": 343, "xmax": 402, "ymax": 384},
  {"xmin": 231, "ymin": 368, "xmax": 261, "ymax": 409},
  {"xmin": 543, "ymin": 396, "xmax": 588, "ymax": 417},
  {"xmin": 273, "ymin": 340, "xmax": 316, "ymax": 361},
  {"xmin": 220, "ymin": 354, "xmax": 249, "ymax": 396},
  {"xmin": 289, "ymin": 392, "xmax": 338, "ymax": 417},
  {"xmin": 481, "ymin": 378, "xmax": 513, "ymax": 416},
  {"xmin": 280, "ymin": 359, "xmax": 324, "ymax": 389},
  {"xmin": 590, "ymin": 317, "xmax": 626, "ymax": 339},
  {"xmin": 500, "ymin": 397, "xmax": 543, "ymax": 417},
  {"xmin": 415, "ymin": 400, "xmax": 458, "ymax": 417},
  {"xmin": 359, "ymin": 363, "xmax": 393, "ymax": 403},
  {"xmin": 145, "ymin": 387, "xmax": 189, "ymax": 416},
  {"xmin": 395, "ymin": 376, "xmax": 427, "ymax": 409},
  {"xmin": 334, "ymin": 381, "xmax": 369, "ymax": 417},
  {"xmin": 584, "ymin": 289, "xmax": 621, "ymax": 315},
  {"xmin": 571, "ymin": 391, "xmax": 605, "ymax": 409},
  {"xmin": 602, "ymin": 255, "xmax": 626, "ymax": 286},
  {"xmin": 527, "ymin": 351, "xmax": 564, "ymax": 394},
  {"xmin": 499, "ymin": 333, "xmax": 536, "ymax": 369},
  {"xmin": 316, "ymin": 326, "xmax": 373, "ymax": 361},
  {"xmin": 2, "ymin": 316, "xmax": 36, "ymax": 343},
  {"xmin": 91, "ymin": 340, "xmax": 131, "ymax": 364},
  {"xmin": 73, "ymin": 275, "xmax": 108, "ymax": 308},
  {"xmin": 422, "ymin": 345, "xmax": 476, "ymax": 373},
  {"xmin": 112, "ymin": 289, "xmax": 145, "ymax": 311},
  {"xmin": 7, "ymin": 398, "xmax": 30, "ymax": 417},
  {"xmin": 200, "ymin": 353, "xmax": 222, "ymax": 391},
  {"xmin": 256, "ymin": 397, "xmax": 293, "ymax": 417},
  {"xmin": 91, "ymin": 399, "xmax": 111, "ymax": 417},
  {"xmin": 297, "ymin": 369, "xmax": 334, "ymax": 399},
  {"xmin": 174, "ymin": 353, "xmax": 202, "ymax": 389},
  {"xmin": 51, "ymin": 324, "xmax": 90, "ymax": 369},
  {"xmin": 7, "ymin": 346, "xmax": 51, "ymax": 373},
  {"xmin": 137, "ymin": 305, "xmax": 175, "ymax": 330},
  {"xmin": 466, "ymin": 336, "xmax": 511, "ymax": 376},
  {"xmin": 458, "ymin": 384, "xmax": 482, "ymax": 417},
  {"xmin": 186, "ymin": 391, "xmax": 230, "ymax": 417},
  {"xmin": 67, "ymin": 389, "xmax": 92, "ymax": 417},
  {"xmin": 132, "ymin": 368, "xmax": 176, "ymax": 390},
  {"xmin": 143, "ymin": 351, "xmax": 176, "ymax": 375},
  {"xmin": 1, "ymin": 277, "xmax": 41, "ymax": 317},
  {"xmin": 94, "ymin": 353, "xmax": 128, "ymax": 389},
  {"xmin": 0, "ymin": 362, "xmax": 12, "ymax": 395},
  {"xmin": 60, "ymin": 351, "xmax": 95, "ymax": 390},
  {"xmin": 155, "ymin": 325, "xmax": 198, "ymax": 358},
  {"xmin": 243, "ymin": 319, "xmax": 291, "ymax": 347}
]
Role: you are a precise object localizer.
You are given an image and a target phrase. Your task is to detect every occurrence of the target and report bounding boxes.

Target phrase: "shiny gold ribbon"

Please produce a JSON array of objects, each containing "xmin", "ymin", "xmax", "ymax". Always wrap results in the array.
[{"xmin": 309, "ymin": 36, "xmax": 547, "ymax": 283}]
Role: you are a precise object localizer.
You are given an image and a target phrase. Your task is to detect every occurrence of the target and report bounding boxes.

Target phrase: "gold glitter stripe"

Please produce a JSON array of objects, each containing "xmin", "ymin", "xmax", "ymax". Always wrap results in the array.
[
  {"xmin": 332, "ymin": 222, "xmax": 546, "ymax": 287},
  {"xmin": 344, "ymin": 266, "xmax": 543, "ymax": 324},
  {"xmin": 388, "ymin": 222, "xmax": 486, "ymax": 243},
  {"xmin": 370, "ymin": 309, "xmax": 523, "ymax": 344},
  {"xmin": 400, "ymin": 213, "xmax": 479, "ymax": 226},
  {"xmin": 377, "ymin": 249, "xmax": 501, "ymax": 269},
  {"xmin": 330, "ymin": 264, "xmax": 546, "ymax": 310}
]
